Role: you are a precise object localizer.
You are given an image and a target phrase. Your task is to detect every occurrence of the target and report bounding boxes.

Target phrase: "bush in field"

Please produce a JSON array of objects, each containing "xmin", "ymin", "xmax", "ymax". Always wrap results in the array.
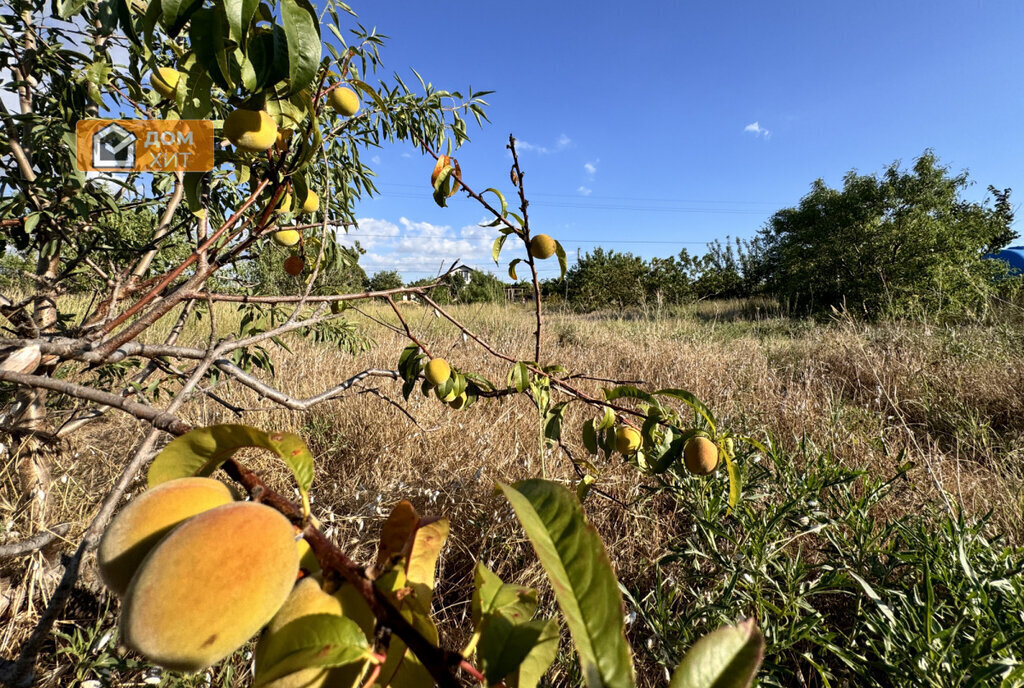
[
  {"xmin": 409, "ymin": 269, "xmax": 505, "ymax": 304},
  {"xmin": 367, "ymin": 270, "xmax": 404, "ymax": 292},
  {"xmin": 757, "ymin": 152, "xmax": 1017, "ymax": 317}
]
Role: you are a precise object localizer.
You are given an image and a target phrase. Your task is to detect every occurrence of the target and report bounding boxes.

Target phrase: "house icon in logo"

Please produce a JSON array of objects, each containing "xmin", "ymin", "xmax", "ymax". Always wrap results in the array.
[{"xmin": 92, "ymin": 122, "xmax": 136, "ymax": 169}]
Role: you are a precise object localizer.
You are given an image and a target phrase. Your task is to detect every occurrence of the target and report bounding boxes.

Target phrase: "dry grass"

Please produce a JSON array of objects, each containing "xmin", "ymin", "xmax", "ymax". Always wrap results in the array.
[{"xmin": 2, "ymin": 298, "xmax": 1022, "ymax": 686}]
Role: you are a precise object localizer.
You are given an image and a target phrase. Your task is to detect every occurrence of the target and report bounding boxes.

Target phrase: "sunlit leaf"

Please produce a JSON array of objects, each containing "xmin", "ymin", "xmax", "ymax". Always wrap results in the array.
[
  {"xmin": 147, "ymin": 424, "xmax": 314, "ymax": 495},
  {"xmin": 668, "ymin": 619, "xmax": 764, "ymax": 688},
  {"xmin": 280, "ymin": 0, "xmax": 321, "ymax": 94},
  {"xmin": 254, "ymin": 614, "xmax": 369, "ymax": 687},
  {"xmin": 498, "ymin": 480, "xmax": 635, "ymax": 688}
]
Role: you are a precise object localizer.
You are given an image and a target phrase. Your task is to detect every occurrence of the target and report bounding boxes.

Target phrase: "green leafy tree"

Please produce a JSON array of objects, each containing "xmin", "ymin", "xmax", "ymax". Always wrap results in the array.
[
  {"xmin": 460, "ymin": 270, "xmax": 505, "ymax": 303},
  {"xmin": 367, "ymin": 269, "xmax": 403, "ymax": 292},
  {"xmin": 758, "ymin": 152, "xmax": 1017, "ymax": 316},
  {"xmin": 565, "ymin": 248, "xmax": 649, "ymax": 310}
]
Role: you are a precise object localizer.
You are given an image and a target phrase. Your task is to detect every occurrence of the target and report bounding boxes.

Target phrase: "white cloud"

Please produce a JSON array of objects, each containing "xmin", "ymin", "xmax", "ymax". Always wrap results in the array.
[
  {"xmin": 577, "ymin": 186, "xmax": 592, "ymax": 196},
  {"xmin": 514, "ymin": 133, "xmax": 572, "ymax": 155},
  {"xmin": 744, "ymin": 121, "xmax": 771, "ymax": 139},
  {"xmin": 371, "ymin": 155, "xmax": 381, "ymax": 165},
  {"xmin": 351, "ymin": 217, "xmax": 526, "ymax": 279},
  {"xmin": 583, "ymin": 160, "xmax": 598, "ymax": 176}
]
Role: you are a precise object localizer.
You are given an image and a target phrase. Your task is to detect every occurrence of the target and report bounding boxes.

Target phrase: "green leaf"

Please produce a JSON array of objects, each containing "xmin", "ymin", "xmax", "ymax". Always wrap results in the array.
[
  {"xmin": 479, "ymin": 612, "xmax": 553, "ymax": 686},
  {"xmin": 56, "ymin": 0, "xmax": 89, "ymax": 19},
  {"xmin": 483, "ymin": 187, "xmax": 508, "ymax": 217},
  {"xmin": 183, "ymin": 172, "xmax": 207, "ymax": 217},
  {"xmin": 512, "ymin": 616, "xmax": 560, "ymax": 688},
  {"xmin": 280, "ymin": 0, "xmax": 322, "ymax": 95},
  {"xmin": 668, "ymin": 619, "xmax": 764, "ymax": 688},
  {"xmin": 581, "ymin": 419, "xmax": 598, "ymax": 455},
  {"xmin": 492, "ymin": 234, "xmax": 508, "ymax": 264},
  {"xmin": 244, "ymin": 24, "xmax": 289, "ymax": 92},
  {"xmin": 23, "ymin": 213, "xmax": 41, "ymax": 234},
  {"xmin": 576, "ymin": 474, "xmax": 597, "ymax": 503},
  {"xmin": 254, "ymin": 614, "xmax": 370, "ymax": 687},
  {"xmin": 508, "ymin": 258, "xmax": 522, "ymax": 281},
  {"xmin": 653, "ymin": 388, "xmax": 717, "ymax": 433},
  {"xmin": 498, "ymin": 480, "xmax": 635, "ymax": 688},
  {"xmin": 160, "ymin": 0, "xmax": 202, "ymax": 37},
  {"xmin": 349, "ymin": 78, "xmax": 388, "ymax": 113},
  {"xmin": 224, "ymin": 0, "xmax": 258, "ymax": 46},
  {"xmin": 509, "ymin": 362, "xmax": 530, "ymax": 393},
  {"xmin": 189, "ymin": 8, "xmax": 231, "ymax": 90},
  {"xmin": 147, "ymin": 424, "xmax": 314, "ymax": 494},
  {"xmin": 544, "ymin": 401, "xmax": 569, "ymax": 445},
  {"xmin": 472, "ymin": 563, "xmax": 538, "ymax": 626},
  {"xmin": 721, "ymin": 441, "xmax": 741, "ymax": 514},
  {"xmin": 597, "ymin": 406, "xmax": 616, "ymax": 432},
  {"xmin": 603, "ymin": 385, "xmax": 655, "ymax": 404},
  {"xmin": 555, "ymin": 240, "xmax": 568, "ymax": 281},
  {"xmin": 116, "ymin": 0, "xmax": 140, "ymax": 45}
]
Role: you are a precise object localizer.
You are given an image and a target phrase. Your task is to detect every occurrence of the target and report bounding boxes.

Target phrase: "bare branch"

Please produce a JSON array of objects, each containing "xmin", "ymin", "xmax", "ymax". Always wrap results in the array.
[
  {"xmin": 0, "ymin": 523, "xmax": 70, "ymax": 560},
  {"xmin": 183, "ymin": 283, "xmax": 438, "ymax": 305},
  {"xmin": 0, "ymin": 370, "xmax": 191, "ymax": 436},
  {"xmin": 131, "ymin": 170, "xmax": 185, "ymax": 278},
  {"xmin": 95, "ymin": 177, "xmax": 274, "ymax": 352},
  {"xmin": 386, "ymin": 295, "xmax": 432, "ymax": 358},
  {"xmin": 214, "ymin": 362, "xmax": 400, "ymax": 410},
  {"xmin": 507, "ymin": 136, "xmax": 544, "ymax": 363}
]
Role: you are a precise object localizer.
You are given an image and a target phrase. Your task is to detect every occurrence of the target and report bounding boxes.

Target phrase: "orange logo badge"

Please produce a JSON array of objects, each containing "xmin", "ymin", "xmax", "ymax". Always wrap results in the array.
[{"xmin": 76, "ymin": 119, "xmax": 214, "ymax": 172}]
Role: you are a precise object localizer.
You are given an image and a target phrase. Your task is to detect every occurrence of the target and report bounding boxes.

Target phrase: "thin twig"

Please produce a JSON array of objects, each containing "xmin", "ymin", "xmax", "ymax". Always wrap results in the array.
[{"xmin": 0, "ymin": 524, "xmax": 70, "ymax": 560}]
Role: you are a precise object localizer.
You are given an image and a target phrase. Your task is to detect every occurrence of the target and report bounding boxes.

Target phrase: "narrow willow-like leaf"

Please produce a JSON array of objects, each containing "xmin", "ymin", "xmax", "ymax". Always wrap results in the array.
[
  {"xmin": 603, "ymin": 385, "xmax": 655, "ymax": 404},
  {"xmin": 555, "ymin": 240, "xmax": 567, "ymax": 281},
  {"xmin": 498, "ymin": 480, "xmax": 635, "ymax": 688},
  {"xmin": 147, "ymin": 424, "xmax": 314, "ymax": 494},
  {"xmin": 668, "ymin": 619, "xmax": 764, "ymax": 688},
  {"xmin": 720, "ymin": 439, "xmax": 741, "ymax": 514},
  {"xmin": 653, "ymin": 388, "xmax": 717, "ymax": 433},
  {"xmin": 493, "ymin": 233, "xmax": 508, "ymax": 263},
  {"xmin": 254, "ymin": 614, "xmax": 369, "ymax": 687},
  {"xmin": 349, "ymin": 79, "xmax": 388, "ymax": 113},
  {"xmin": 483, "ymin": 187, "xmax": 508, "ymax": 217}
]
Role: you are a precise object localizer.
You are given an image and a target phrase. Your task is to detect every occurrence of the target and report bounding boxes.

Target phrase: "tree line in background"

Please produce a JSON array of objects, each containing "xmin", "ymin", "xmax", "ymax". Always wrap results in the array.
[{"xmin": 4, "ymin": 151, "xmax": 1018, "ymax": 317}]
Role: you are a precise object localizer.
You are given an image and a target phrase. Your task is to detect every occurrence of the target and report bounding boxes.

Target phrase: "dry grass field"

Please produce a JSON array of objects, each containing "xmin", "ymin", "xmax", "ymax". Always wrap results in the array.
[{"xmin": 2, "ymin": 298, "xmax": 1023, "ymax": 686}]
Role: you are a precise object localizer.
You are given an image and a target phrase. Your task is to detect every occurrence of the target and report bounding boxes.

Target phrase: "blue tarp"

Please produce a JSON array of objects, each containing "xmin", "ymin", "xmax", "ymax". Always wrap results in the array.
[{"xmin": 985, "ymin": 246, "xmax": 1024, "ymax": 275}]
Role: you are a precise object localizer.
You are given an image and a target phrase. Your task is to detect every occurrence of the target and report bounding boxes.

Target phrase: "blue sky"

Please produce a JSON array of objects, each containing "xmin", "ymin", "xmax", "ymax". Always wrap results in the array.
[{"xmin": 328, "ymin": 1, "xmax": 1024, "ymax": 282}]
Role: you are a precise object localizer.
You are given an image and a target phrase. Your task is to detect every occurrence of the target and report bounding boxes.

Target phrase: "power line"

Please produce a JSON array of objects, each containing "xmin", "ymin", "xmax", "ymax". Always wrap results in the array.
[
  {"xmin": 375, "ymin": 182, "xmax": 786, "ymax": 207},
  {"xmin": 369, "ymin": 192, "xmax": 772, "ymax": 214},
  {"xmin": 338, "ymin": 232, "xmax": 713, "ymax": 245}
]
